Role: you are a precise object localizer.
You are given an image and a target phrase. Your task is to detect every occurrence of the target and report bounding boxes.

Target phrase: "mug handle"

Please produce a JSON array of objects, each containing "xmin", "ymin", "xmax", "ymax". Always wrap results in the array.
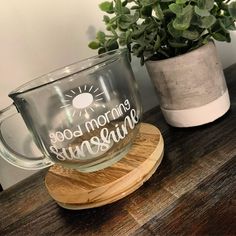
[{"xmin": 0, "ymin": 104, "xmax": 53, "ymax": 170}]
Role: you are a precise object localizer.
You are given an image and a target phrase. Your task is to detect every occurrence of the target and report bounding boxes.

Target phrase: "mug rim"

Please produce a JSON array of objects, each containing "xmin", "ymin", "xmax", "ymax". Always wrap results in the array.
[{"xmin": 9, "ymin": 48, "xmax": 127, "ymax": 98}]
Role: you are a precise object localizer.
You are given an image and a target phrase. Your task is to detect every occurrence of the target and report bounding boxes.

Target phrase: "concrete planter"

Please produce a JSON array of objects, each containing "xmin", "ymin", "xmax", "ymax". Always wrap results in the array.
[{"xmin": 145, "ymin": 41, "xmax": 230, "ymax": 127}]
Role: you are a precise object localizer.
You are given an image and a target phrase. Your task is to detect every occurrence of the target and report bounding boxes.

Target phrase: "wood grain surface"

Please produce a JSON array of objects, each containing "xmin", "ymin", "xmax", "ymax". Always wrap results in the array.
[
  {"xmin": 45, "ymin": 123, "xmax": 164, "ymax": 209},
  {"xmin": 0, "ymin": 64, "xmax": 235, "ymax": 236}
]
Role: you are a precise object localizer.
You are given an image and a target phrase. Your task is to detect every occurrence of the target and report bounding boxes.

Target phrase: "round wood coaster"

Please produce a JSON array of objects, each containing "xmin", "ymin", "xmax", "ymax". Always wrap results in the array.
[{"xmin": 45, "ymin": 123, "xmax": 164, "ymax": 210}]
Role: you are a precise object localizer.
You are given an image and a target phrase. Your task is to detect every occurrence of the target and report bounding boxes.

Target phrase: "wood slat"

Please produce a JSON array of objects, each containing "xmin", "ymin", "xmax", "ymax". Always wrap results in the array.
[{"xmin": 133, "ymin": 156, "xmax": 236, "ymax": 236}]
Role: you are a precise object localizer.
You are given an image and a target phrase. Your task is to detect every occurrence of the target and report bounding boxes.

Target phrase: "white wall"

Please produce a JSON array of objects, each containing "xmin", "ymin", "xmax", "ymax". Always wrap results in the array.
[{"xmin": 0, "ymin": 0, "xmax": 236, "ymax": 189}]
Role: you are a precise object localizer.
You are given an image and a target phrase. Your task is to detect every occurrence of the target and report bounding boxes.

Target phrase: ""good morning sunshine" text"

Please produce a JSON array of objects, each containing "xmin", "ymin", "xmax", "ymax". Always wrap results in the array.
[{"xmin": 48, "ymin": 99, "xmax": 139, "ymax": 160}]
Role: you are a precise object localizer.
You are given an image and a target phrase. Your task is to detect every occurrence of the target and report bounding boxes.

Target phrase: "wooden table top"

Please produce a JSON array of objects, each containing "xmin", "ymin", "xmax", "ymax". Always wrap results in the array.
[{"xmin": 0, "ymin": 64, "xmax": 235, "ymax": 236}]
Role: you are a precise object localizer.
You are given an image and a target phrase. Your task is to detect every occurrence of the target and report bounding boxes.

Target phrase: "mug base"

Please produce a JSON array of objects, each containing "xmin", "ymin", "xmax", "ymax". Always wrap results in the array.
[{"xmin": 45, "ymin": 123, "xmax": 164, "ymax": 210}]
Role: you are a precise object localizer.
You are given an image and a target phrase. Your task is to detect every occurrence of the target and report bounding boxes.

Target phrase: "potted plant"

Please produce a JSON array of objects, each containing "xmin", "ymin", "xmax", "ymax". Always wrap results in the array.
[{"xmin": 89, "ymin": 0, "xmax": 236, "ymax": 127}]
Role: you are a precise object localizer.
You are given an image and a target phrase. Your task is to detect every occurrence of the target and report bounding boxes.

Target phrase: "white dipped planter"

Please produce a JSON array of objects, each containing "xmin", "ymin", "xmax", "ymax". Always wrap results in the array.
[{"xmin": 145, "ymin": 41, "xmax": 230, "ymax": 127}]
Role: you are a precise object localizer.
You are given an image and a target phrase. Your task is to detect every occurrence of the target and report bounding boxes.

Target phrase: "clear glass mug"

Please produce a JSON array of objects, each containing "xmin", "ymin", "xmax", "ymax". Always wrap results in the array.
[{"xmin": 0, "ymin": 49, "xmax": 142, "ymax": 172}]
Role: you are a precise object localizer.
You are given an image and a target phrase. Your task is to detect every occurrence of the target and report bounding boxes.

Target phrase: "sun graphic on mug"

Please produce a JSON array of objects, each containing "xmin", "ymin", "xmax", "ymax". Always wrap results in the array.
[{"xmin": 60, "ymin": 85, "xmax": 104, "ymax": 117}]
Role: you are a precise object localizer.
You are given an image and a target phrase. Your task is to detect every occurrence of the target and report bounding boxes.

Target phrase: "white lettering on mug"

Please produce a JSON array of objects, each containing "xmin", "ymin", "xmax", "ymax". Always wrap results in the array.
[
  {"xmin": 49, "ymin": 125, "xmax": 83, "ymax": 143},
  {"xmin": 49, "ymin": 99, "xmax": 139, "ymax": 161}
]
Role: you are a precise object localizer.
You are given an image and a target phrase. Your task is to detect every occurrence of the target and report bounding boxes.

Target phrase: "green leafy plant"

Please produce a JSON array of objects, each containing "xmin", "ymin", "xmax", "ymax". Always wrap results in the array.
[{"xmin": 89, "ymin": 0, "xmax": 236, "ymax": 64}]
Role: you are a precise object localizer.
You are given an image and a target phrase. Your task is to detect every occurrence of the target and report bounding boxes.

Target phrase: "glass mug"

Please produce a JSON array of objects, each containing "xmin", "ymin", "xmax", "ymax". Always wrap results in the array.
[{"xmin": 0, "ymin": 49, "xmax": 142, "ymax": 172}]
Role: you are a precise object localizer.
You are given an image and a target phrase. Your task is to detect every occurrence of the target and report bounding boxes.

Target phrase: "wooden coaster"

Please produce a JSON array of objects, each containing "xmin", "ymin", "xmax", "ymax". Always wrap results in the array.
[{"xmin": 45, "ymin": 123, "xmax": 164, "ymax": 210}]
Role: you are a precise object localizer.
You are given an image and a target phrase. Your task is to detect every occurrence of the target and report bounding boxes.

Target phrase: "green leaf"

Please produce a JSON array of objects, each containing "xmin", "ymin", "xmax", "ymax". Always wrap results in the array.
[
  {"xmin": 105, "ymin": 39, "xmax": 119, "ymax": 50},
  {"xmin": 182, "ymin": 5, "xmax": 193, "ymax": 15},
  {"xmin": 219, "ymin": 17, "xmax": 236, "ymax": 30},
  {"xmin": 202, "ymin": 34, "xmax": 211, "ymax": 44},
  {"xmin": 133, "ymin": 35, "xmax": 147, "ymax": 47},
  {"xmin": 160, "ymin": 0, "xmax": 176, "ymax": 2},
  {"xmin": 118, "ymin": 21, "xmax": 130, "ymax": 30},
  {"xmin": 168, "ymin": 40, "xmax": 188, "ymax": 48},
  {"xmin": 98, "ymin": 47, "xmax": 106, "ymax": 54},
  {"xmin": 194, "ymin": 6, "xmax": 210, "ymax": 16},
  {"xmin": 132, "ymin": 29, "xmax": 144, "ymax": 39},
  {"xmin": 119, "ymin": 32, "xmax": 125, "ymax": 45},
  {"xmin": 229, "ymin": 1, "xmax": 236, "ymax": 19},
  {"xmin": 132, "ymin": 44, "xmax": 144, "ymax": 57},
  {"xmin": 122, "ymin": 0, "xmax": 128, "ymax": 6},
  {"xmin": 211, "ymin": 25, "xmax": 231, "ymax": 42},
  {"xmin": 198, "ymin": 0, "xmax": 214, "ymax": 10},
  {"xmin": 212, "ymin": 32, "xmax": 228, "ymax": 41},
  {"xmin": 205, "ymin": 0, "xmax": 214, "ymax": 10},
  {"xmin": 109, "ymin": 15, "xmax": 120, "ymax": 24},
  {"xmin": 154, "ymin": 35, "xmax": 161, "ymax": 50},
  {"xmin": 114, "ymin": 0, "xmax": 130, "ymax": 14},
  {"xmin": 173, "ymin": 17, "xmax": 189, "ymax": 30},
  {"xmin": 182, "ymin": 29, "xmax": 200, "ymax": 40},
  {"xmin": 167, "ymin": 21, "xmax": 183, "ymax": 38},
  {"xmin": 159, "ymin": 28, "xmax": 167, "ymax": 41},
  {"xmin": 88, "ymin": 40, "xmax": 101, "ymax": 49},
  {"xmin": 169, "ymin": 3, "xmax": 183, "ymax": 15},
  {"xmin": 99, "ymin": 1, "xmax": 114, "ymax": 13},
  {"xmin": 173, "ymin": 6, "xmax": 193, "ymax": 30},
  {"xmin": 198, "ymin": 15, "xmax": 216, "ymax": 28},
  {"xmin": 103, "ymin": 15, "xmax": 110, "ymax": 24},
  {"xmin": 132, "ymin": 23, "xmax": 148, "ymax": 39},
  {"xmin": 176, "ymin": 0, "xmax": 187, "ymax": 4},
  {"xmin": 141, "ymin": 0, "xmax": 158, "ymax": 6},
  {"xmin": 115, "ymin": 0, "xmax": 122, "ymax": 13},
  {"xmin": 153, "ymin": 3, "xmax": 164, "ymax": 20},
  {"xmin": 146, "ymin": 31, "xmax": 157, "ymax": 41},
  {"xmin": 123, "ymin": 7, "xmax": 130, "ymax": 14},
  {"xmin": 118, "ymin": 13, "xmax": 139, "ymax": 29},
  {"xmin": 126, "ymin": 30, "xmax": 132, "ymax": 43},
  {"xmin": 143, "ymin": 45, "xmax": 155, "ymax": 57},
  {"xmin": 96, "ymin": 31, "xmax": 106, "ymax": 43}
]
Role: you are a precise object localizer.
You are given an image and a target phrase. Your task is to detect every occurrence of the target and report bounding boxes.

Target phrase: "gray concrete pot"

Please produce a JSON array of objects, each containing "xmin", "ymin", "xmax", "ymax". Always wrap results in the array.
[{"xmin": 145, "ymin": 41, "xmax": 230, "ymax": 127}]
